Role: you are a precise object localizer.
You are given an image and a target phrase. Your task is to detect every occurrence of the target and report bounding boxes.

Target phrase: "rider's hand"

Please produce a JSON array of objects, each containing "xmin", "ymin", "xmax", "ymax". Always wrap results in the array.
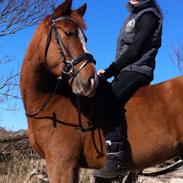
[
  {"xmin": 97, "ymin": 70, "xmax": 105, "ymax": 76},
  {"xmin": 97, "ymin": 70, "xmax": 106, "ymax": 82}
]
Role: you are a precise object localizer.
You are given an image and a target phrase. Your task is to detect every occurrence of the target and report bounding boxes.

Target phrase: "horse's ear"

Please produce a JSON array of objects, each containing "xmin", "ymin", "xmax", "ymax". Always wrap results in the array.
[
  {"xmin": 75, "ymin": 3, "xmax": 87, "ymax": 17},
  {"xmin": 54, "ymin": 0, "xmax": 73, "ymax": 17}
]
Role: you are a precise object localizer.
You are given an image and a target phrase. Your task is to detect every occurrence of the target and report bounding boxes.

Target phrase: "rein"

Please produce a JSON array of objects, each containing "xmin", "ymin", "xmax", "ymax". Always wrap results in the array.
[{"xmin": 25, "ymin": 15, "xmax": 96, "ymax": 132}]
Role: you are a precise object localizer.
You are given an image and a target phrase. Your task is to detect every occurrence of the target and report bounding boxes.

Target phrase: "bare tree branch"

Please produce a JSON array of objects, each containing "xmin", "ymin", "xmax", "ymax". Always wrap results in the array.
[
  {"xmin": 0, "ymin": 73, "xmax": 19, "ymax": 90},
  {"xmin": 0, "ymin": 0, "xmax": 57, "ymax": 113},
  {"xmin": 0, "ymin": 72, "xmax": 20, "ymax": 103},
  {"xmin": 0, "ymin": 56, "xmax": 12, "ymax": 64},
  {"xmin": 0, "ymin": 0, "xmax": 53, "ymax": 37},
  {"xmin": 171, "ymin": 44, "xmax": 183, "ymax": 74}
]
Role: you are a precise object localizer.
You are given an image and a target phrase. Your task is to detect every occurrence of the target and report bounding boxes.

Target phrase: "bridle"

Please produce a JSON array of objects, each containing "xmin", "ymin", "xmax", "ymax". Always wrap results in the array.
[
  {"xmin": 25, "ymin": 15, "xmax": 96, "ymax": 132},
  {"xmin": 45, "ymin": 16, "xmax": 96, "ymax": 81}
]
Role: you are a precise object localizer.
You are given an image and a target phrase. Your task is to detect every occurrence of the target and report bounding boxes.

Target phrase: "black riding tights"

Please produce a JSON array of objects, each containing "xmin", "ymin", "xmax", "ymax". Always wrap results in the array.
[
  {"xmin": 105, "ymin": 71, "xmax": 152, "ymax": 145},
  {"xmin": 112, "ymin": 71, "xmax": 152, "ymax": 105}
]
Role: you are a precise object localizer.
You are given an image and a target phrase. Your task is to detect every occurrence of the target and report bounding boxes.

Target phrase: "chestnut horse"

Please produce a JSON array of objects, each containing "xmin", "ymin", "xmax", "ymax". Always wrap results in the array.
[{"xmin": 20, "ymin": 0, "xmax": 183, "ymax": 182}]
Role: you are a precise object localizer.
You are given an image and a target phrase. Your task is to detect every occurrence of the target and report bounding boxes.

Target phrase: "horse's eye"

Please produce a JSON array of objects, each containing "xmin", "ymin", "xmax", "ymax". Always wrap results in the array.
[{"xmin": 65, "ymin": 31, "xmax": 75, "ymax": 37}]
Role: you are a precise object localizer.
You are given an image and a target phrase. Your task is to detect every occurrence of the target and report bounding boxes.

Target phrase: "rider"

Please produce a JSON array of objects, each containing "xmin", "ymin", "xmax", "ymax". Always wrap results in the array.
[{"xmin": 94, "ymin": 0, "xmax": 163, "ymax": 181}]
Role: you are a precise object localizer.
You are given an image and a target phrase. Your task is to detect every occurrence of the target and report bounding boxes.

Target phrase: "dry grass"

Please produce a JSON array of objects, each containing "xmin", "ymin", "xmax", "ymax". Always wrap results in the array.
[
  {"xmin": 0, "ymin": 153, "xmax": 45, "ymax": 183},
  {"xmin": 79, "ymin": 169, "xmax": 94, "ymax": 183},
  {"xmin": 0, "ymin": 128, "xmax": 183, "ymax": 183},
  {"xmin": 0, "ymin": 154, "xmax": 183, "ymax": 183},
  {"xmin": 0, "ymin": 152, "xmax": 94, "ymax": 183},
  {"xmin": 1, "ymin": 156, "xmax": 183, "ymax": 183}
]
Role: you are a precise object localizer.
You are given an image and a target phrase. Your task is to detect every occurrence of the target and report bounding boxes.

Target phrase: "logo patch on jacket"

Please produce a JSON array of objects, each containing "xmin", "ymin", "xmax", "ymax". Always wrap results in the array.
[{"xmin": 125, "ymin": 18, "xmax": 136, "ymax": 32}]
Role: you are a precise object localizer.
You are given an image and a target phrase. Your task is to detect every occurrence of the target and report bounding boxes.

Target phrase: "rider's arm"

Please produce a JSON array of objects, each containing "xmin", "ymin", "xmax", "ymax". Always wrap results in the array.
[{"xmin": 104, "ymin": 13, "xmax": 158, "ymax": 79}]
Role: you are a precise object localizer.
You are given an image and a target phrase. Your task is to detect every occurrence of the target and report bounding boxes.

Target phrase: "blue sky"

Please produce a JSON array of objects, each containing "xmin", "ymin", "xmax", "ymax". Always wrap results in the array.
[{"xmin": 0, "ymin": 0, "xmax": 183, "ymax": 130}]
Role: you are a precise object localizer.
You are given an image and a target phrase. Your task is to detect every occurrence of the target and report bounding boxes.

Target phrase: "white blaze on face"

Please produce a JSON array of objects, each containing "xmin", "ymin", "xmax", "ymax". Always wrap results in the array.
[
  {"xmin": 73, "ymin": 29, "xmax": 99, "ymax": 97},
  {"xmin": 78, "ymin": 28, "xmax": 89, "ymax": 53}
]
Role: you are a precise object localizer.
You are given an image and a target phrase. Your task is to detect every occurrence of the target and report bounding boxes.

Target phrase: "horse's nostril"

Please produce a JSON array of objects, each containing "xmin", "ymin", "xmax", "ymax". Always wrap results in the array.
[{"xmin": 88, "ymin": 77, "xmax": 95, "ymax": 88}]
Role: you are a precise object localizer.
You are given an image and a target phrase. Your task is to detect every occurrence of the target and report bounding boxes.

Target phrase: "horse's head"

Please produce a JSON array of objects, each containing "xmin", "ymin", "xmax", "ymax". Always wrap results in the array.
[{"xmin": 41, "ymin": 0, "xmax": 98, "ymax": 97}]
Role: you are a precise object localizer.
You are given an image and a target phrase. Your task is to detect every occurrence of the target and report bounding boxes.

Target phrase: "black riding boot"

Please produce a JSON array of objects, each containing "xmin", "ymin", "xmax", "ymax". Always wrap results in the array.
[{"xmin": 94, "ymin": 126, "xmax": 127, "ymax": 182}]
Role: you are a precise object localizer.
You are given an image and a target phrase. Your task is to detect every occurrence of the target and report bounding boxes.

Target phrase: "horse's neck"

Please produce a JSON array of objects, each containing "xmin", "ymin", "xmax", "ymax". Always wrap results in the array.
[
  {"xmin": 21, "ymin": 26, "xmax": 53, "ymax": 102},
  {"xmin": 21, "ymin": 60, "xmax": 59, "ymax": 110}
]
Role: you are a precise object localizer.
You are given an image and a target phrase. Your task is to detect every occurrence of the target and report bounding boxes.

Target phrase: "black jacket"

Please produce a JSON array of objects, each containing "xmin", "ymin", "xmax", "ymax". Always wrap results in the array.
[{"xmin": 105, "ymin": 0, "xmax": 162, "ymax": 79}]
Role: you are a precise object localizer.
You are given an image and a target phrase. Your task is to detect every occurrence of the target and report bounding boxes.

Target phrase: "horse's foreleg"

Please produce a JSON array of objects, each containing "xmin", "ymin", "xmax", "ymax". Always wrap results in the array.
[{"xmin": 45, "ymin": 155, "xmax": 79, "ymax": 183}]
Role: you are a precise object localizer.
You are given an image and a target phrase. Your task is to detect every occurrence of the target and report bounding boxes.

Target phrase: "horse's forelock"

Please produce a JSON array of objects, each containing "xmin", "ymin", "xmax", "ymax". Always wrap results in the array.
[
  {"xmin": 42, "ymin": 11, "xmax": 86, "ymax": 31},
  {"xmin": 70, "ymin": 12, "xmax": 86, "ymax": 30}
]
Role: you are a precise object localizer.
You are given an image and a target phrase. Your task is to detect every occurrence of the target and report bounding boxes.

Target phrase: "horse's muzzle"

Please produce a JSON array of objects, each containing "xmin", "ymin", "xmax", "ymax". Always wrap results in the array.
[{"xmin": 72, "ymin": 73, "xmax": 99, "ymax": 97}]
